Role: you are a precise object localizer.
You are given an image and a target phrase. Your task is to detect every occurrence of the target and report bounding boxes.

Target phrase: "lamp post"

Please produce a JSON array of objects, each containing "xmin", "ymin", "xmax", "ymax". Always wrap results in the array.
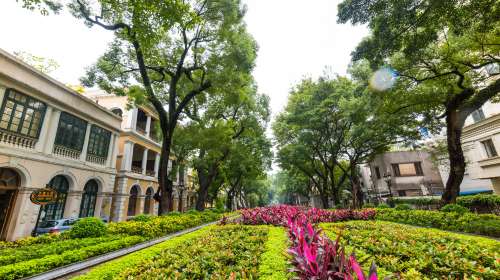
[{"xmin": 383, "ymin": 171, "xmax": 393, "ymax": 199}]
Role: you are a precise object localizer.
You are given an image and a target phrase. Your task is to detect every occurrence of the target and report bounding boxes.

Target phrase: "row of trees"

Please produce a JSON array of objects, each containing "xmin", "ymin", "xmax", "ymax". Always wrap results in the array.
[
  {"xmin": 273, "ymin": 64, "xmax": 420, "ymax": 208},
  {"xmin": 21, "ymin": 0, "xmax": 273, "ymax": 212},
  {"xmin": 275, "ymin": 0, "xmax": 499, "ymax": 207}
]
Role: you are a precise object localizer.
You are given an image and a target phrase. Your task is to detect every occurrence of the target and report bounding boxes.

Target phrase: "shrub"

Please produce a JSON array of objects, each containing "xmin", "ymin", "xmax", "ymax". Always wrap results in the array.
[
  {"xmin": 394, "ymin": 203, "xmax": 412, "ymax": 210},
  {"xmin": 376, "ymin": 209, "xmax": 500, "ymax": 237},
  {"xmin": 376, "ymin": 203, "xmax": 390, "ymax": 209},
  {"xmin": 129, "ymin": 214, "xmax": 153, "ymax": 222},
  {"xmin": 258, "ymin": 227, "xmax": 290, "ymax": 280},
  {"xmin": 440, "ymin": 204, "xmax": 470, "ymax": 214},
  {"xmin": 68, "ymin": 218, "xmax": 107, "ymax": 239},
  {"xmin": 362, "ymin": 203, "xmax": 375, "ymax": 208},
  {"xmin": 321, "ymin": 221, "xmax": 499, "ymax": 279}
]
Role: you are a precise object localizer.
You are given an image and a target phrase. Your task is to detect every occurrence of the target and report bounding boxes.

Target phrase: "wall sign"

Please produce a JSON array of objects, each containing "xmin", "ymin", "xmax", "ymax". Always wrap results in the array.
[{"xmin": 30, "ymin": 188, "xmax": 58, "ymax": 205}]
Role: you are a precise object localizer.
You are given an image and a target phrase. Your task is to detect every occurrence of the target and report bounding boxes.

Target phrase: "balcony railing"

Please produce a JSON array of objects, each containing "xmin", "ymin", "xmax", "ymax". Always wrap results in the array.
[
  {"xmin": 53, "ymin": 145, "xmax": 81, "ymax": 159},
  {"xmin": 145, "ymin": 169, "xmax": 156, "ymax": 177},
  {"xmin": 136, "ymin": 126, "xmax": 146, "ymax": 135},
  {"xmin": 0, "ymin": 130, "xmax": 36, "ymax": 149},
  {"xmin": 86, "ymin": 154, "xmax": 106, "ymax": 165},
  {"xmin": 131, "ymin": 165, "xmax": 143, "ymax": 174}
]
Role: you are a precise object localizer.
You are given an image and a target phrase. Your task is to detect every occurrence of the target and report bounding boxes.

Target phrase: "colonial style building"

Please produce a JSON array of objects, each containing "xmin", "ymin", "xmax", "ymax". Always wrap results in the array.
[
  {"xmin": 83, "ymin": 91, "xmax": 193, "ymax": 220},
  {"xmin": 365, "ymin": 150, "xmax": 445, "ymax": 200},
  {"xmin": 0, "ymin": 49, "xmax": 121, "ymax": 240}
]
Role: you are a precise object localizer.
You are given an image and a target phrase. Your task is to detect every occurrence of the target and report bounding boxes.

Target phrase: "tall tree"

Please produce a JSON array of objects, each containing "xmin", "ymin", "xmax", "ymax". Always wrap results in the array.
[
  {"xmin": 338, "ymin": 0, "xmax": 500, "ymax": 203},
  {"xmin": 70, "ymin": 0, "xmax": 257, "ymax": 213},
  {"xmin": 17, "ymin": 0, "xmax": 62, "ymax": 15}
]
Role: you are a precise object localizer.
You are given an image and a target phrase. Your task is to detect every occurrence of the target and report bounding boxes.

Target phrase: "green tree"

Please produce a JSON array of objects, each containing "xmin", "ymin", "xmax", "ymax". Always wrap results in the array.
[
  {"xmin": 17, "ymin": 0, "xmax": 62, "ymax": 15},
  {"xmin": 14, "ymin": 51, "xmax": 59, "ymax": 74},
  {"xmin": 70, "ymin": 0, "xmax": 257, "ymax": 213},
  {"xmin": 338, "ymin": 0, "xmax": 500, "ymax": 203}
]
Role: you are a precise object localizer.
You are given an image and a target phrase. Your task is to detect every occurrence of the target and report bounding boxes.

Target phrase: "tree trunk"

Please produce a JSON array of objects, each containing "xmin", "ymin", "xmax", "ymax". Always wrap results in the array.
[
  {"xmin": 226, "ymin": 190, "xmax": 234, "ymax": 211},
  {"xmin": 318, "ymin": 183, "xmax": 329, "ymax": 209},
  {"xmin": 441, "ymin": 110, "xmax": 466, "ymax": 204},
  {"xmin": 156, "ymin": 132, "xmax": 174, "ymax": 215}
]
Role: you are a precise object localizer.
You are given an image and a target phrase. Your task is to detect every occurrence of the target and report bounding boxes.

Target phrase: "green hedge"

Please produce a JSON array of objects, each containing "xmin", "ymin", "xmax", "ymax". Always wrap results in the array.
[
  {"xmin": 376, "ymin": 208, "xmax": 500, "ymax": 237},
  {"xmin": 0, "ymin": 235, "xmax": 145, "ymax": 280},
  {"xmin": 321, "ymin": 221, "xmax": 499, "ymax": 279},
  {"xmin": 388, "ymin": 194, "xmax": 500, "ymax": 213},
  {"xmin": 258, "ymin": 227, "xmax": 290, "ymax": 280}
]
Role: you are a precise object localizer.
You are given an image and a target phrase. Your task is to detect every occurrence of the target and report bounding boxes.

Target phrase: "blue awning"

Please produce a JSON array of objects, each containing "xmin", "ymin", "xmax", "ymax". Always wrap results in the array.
[{"xmin": 459, "ymin": 189, "xmax": 493, "ymax": 196}]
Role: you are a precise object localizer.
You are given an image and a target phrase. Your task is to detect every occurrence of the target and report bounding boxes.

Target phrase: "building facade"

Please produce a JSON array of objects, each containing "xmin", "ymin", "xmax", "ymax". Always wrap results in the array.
[
  {"xmin": 366, "ymin": 150, "xmax": 445, "ymax": 200},
  {"xmin": 0, "ymin": 49, "xmax": 121, "ymax": 240},
  {"xmin": 84, "ymin": 91, "xmax": 193, "ymax": 220}
]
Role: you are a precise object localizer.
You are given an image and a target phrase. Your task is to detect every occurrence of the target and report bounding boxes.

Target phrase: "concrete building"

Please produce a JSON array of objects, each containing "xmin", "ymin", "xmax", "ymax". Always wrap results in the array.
[
  {"xmin": 0, "ymin": 49, "xmax": 121, "ymax": 240},
  {"xmin": 366, "ymin": 150, "xmax": 445, "ymax": 199},
  {"xmin": 84, "ymin": 91, "xmax": 193, "ymax": 220}
]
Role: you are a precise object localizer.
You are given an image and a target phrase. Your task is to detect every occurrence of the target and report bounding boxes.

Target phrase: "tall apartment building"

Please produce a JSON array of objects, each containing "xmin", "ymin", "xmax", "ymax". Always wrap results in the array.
[{"xmin": 0, "ymin": 49, "xmax": 121, "ymax": 240}]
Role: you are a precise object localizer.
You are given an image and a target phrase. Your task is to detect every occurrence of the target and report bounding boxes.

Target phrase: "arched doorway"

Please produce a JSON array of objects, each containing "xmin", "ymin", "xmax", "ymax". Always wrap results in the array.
[
  {"xmin": 127, "ymin": 185, "xmax": 140, "ymax": 216},
  {"xmin": 144, "ymin": 187, "xmax": 154, "ymax": 214},
  {"xmin": 0, "ymin": 168, "xmax": 20, "ymax": 240},
  {"xmin": 79, "ymin": 180, "xmax": 98, "ymax": 218},
  {"xmin": 36, "ymin": 175, "xmax": 69, "ymax": 229}
]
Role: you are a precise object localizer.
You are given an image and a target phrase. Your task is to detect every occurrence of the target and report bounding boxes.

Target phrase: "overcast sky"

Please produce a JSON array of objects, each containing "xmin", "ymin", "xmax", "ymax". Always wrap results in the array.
[{"xmin": 0, "ymin": 0, "xmax": 368, "ymax": 117}]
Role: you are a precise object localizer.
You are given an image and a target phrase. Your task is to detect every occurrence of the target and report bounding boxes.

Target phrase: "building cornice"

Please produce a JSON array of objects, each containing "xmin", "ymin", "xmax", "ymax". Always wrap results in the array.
[{"xmin": 462, "ymin": 113, "xmax": 500, "ymax": 141}]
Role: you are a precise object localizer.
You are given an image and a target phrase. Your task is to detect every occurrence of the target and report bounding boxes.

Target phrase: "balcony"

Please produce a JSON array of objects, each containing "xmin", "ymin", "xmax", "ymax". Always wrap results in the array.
[
  {"xmin": 86, "ymin": 154, "xmax": 106, "ymax": 165},
  {"xmin": 53, "ymin": 144, "xmax": 81, "ymax": 160},
  {"xmin": 134, "ymin": 108, "xmax": 161, "ymax": 144},
  {"xmin": 131, "ymin": 165, "xmax": 143, "ymax": 174},
  {"xmin": 0, "ymin": 130, "xmax": 36, "ymax": 149},
  {"xmin": 129, "ymin": 144, "xmax": 157, "ymax": 177}
]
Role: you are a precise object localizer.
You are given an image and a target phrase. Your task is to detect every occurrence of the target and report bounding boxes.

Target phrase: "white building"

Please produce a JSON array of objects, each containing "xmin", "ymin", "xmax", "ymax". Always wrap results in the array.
[{"xmin": 0, "ymin": 49, "xmax": 121, "ymax": 240}]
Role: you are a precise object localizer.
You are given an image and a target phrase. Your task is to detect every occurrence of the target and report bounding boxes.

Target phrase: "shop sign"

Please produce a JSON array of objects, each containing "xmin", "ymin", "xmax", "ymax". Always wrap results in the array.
[{"xmin": 30, "ymin": 188, "xmax": 58, "ymax": 205}]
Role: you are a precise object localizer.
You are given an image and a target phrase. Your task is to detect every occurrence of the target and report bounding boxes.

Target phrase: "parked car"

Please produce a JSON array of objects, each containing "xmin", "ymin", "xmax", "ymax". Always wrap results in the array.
[{"xmin": 33, "ymin": 218, "xmax": 79, "ymax": 236}]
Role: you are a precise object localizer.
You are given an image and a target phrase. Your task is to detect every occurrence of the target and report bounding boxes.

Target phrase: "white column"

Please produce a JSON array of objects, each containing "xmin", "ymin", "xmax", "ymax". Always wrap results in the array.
[
  {"xmin": 0, "ymin": 86, "xmax": 6, "ymax": 108},
  {"xmin": 141, "ymin": 148, "xmax": 148, "ymax": 175},
  {"xmin": 106, "ymin": 133, "xmax": 115, "ymax": 167},
  {"xmin": 126, "ymin": 108, "xmax": 138, "ymax": 130},
  {"xmin": 35, "ymin": 106, "xmax": 53, "ymax": 152},
  {"xmin": 110, "ymin": 133, "xmax": 119, "ymax": 169},
  {"xmin": 121, "ymin": 141, "xmax": 134, "ymax": 171},
  {"xmin": 154, "ymin": 153, "xmax": 160, "ymax": 177},
  {"xmin": 145, "ymin": 115, "xmax": 152, "ymax": 138},
  {"xmin": 43, "ymin": 109, "xmax": 61, "ymax": 154},
  {"xmin": 80, "ymin": 123, "xmax": 92, "ymax": 161}
]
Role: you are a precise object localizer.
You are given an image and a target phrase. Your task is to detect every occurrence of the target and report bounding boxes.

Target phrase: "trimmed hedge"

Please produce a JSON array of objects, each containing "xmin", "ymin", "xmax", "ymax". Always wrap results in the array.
[
  {"xmin": 376, "ymin": 208, "xmax": 500, "ymax": 237},
  {"xmin": 0, "ymin": 235, "xmax": 145, "ymax": 280},
  {"xmin": 68, "ymin": 217, "xmax": 107, "ymax": 238},
  {"xmin": 321, "ymin": 221, "xmax": 499, "ymax": 279},
  {"xmin": 258, "ymin": 227, "xmax": 290, "ymax": 280},
  {"xmin": 388, "ymin": 194, "xmax": 500, "ymax": 214}
]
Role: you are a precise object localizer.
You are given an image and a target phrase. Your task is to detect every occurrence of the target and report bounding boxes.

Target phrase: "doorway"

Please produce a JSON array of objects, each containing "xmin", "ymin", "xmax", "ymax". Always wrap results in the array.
[{"xmin": 0, "ymin": 168, "xmax": 20, "ymax": 240}]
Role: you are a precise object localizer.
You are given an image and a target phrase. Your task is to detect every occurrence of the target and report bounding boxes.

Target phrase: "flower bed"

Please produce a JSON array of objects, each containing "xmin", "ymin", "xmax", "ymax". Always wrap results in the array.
[
  {"xmin": 75, "ymin": 225, "xmax": 291, "ymax": 280},
  {"xmin": 321, "ymin": 221, "xmax": 500, "ymax": 279},
  {"xmin": 0, "ymin": 210, "xmax": 223, "ymax": 280},
  {"xmin": 375, "ymin": 208, "xmax": 500, "ymax": 237}
]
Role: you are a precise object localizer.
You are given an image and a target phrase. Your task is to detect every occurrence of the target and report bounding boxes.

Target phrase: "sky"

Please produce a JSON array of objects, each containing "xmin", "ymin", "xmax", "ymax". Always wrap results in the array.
[{"xmin": 0, "ymin": 0, "xmax": 368, "ymax": 170}]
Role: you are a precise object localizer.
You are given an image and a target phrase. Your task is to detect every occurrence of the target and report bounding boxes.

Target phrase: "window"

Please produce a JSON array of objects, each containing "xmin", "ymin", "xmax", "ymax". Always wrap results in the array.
[
  {"xmin": 0, "ymin": 89, "xmax": 46, "ymax": 138},
  {"xmin": 471, "ymin": 108, "xmax": 485, "ymax": 123},
  {"xmin": 36, "ymin": 175, "xmax": 69, "ymax": 227},
  {"xmin": 55, "ymin": 112, "xmax": 87, "ymax": 151},
  {"xmin": 79, "ymin": 180, "xmax": 98, "ymax": 218},
  {"xmin": 87, "ymin": 125, "xmax": 111, "ymax": 158},
  {"xmin": 127, "ymin": 185, "xmax": 139, "ymax": 216},
  {"xmin": 482, "ymin": 139, "xmax": 498, "ymax": 158},
  {"xmin": 398, "ymin": 190, "xmax": 407, "ymax": 197},
  {"xmin": 144, "ymin": 187, "xmax": 154, "ymax": 214},
  {"xmin": 392, "ymin": 162, "xmax": 424, "ymax": 177},
  {"xmin": 374, "ymin": 166, "xmax": 381, "ymax": 179}
]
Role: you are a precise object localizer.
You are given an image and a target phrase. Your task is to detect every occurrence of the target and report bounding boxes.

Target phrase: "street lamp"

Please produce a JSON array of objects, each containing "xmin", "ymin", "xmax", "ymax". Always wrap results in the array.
[{"xmin": 383, "ymin": 171, "xmax": 393, "ymax": 199}]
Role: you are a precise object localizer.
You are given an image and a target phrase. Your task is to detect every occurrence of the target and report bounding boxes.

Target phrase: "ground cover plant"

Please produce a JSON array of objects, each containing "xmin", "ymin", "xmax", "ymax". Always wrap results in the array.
[
  {"xmin": 321, "ymin": 221, "xmax": 500, "ymax": 279},
  {"xmin": 375, "ymin": 208, "xmax": 500, "ymax": 237},
  {"xmin": 0, "ymin": 210, "xmax": 222, "ymax": 280}
]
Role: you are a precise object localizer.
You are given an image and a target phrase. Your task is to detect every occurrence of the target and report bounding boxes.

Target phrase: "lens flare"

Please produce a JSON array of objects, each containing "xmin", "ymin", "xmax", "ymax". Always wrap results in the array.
[{"xmin": 369, "ymin": 67, "xmax": 397, "ymax": 92}]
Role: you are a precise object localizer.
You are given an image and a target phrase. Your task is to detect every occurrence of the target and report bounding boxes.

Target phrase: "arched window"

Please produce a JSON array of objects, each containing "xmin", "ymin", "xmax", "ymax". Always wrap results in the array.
[
  {"xmin": 37, "ymin": 175, "xmax": 69, "ymax": 226},
  {"xmin": 0, "ymin": 168, "xmax": 21, "ymax": 240},
  {"xmin": 127, "ymin": 185, "xmax": 139, "ymax": 216},
  {"xmin": 111, "ymin": 108, "xmax": 123, "ymax": 117},
  {"xmin": 144, "ymin": 187, "xmax": 154, "ymax": 214},
  {"xmin": 79, "ymin": 180, "xmax": 98, "ymax": 218}
]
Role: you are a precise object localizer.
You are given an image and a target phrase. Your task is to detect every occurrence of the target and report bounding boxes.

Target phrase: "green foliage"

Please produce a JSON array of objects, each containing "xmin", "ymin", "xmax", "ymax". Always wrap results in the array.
[
  {"xmin": 0, "ymin": 235, "xmax": 145, "ymax": 280},
  {"xmin": 376, "ymin": 203, "xmax": 390, "ymax": 209},
  {"xmin": 129, "ymin": 214, "xmax": 153, "ymax": 222},
  {"xmin": 258, "ymin": 227, "xmax": 291, "ymax": 280},
  {"xmin": 68, "ymin": 218, "xmax": 107, "ymax": 239},
  {"xmin": 17, "ymin": 0, "xmax": 62, "ymax": 15},
  {"xmin": 321, "ymin": 221, "xmax": 499, "ymax": 279},
  {"xmin": 376, "ymin": 209, "xmax": 500, "ymax": 237},
  {"xmin": 116, "ymin": 225, "xmax": 268, "ymax": 279},
  {"xmin": 457, "ymin": 194, "xmax": 500, "ymax": 209},
  {"xmin": 362, "ymin": 203, "xmax": 375, "ymax": 208},
  {"xmin": 13, "ymin": 51, "xmax": 59, "ymax": 74},
  {"xmin": 440, "ymin": 204, "xmax": 470, "ymax": 215},
  {"xmin": 394, "ymin": 203, "xmax": 412, "ymax": 210}
]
